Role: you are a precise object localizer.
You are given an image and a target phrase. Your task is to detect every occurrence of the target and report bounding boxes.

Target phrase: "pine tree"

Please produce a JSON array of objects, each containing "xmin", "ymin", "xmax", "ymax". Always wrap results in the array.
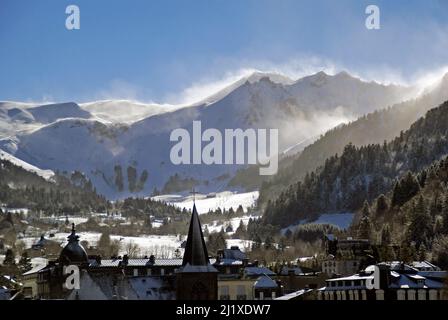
[
  {"xmin": 399, "ymin": 243, "xmax": 415, "ymax": 263},
  {"xmin": 406, "ymin": 195, "xmax": 432, "ymax": 247},
  {"xmin": 264, "ymin": 236, "xmax": 274, "ymax": 250},
  {"xmin": 361, "ymin": 200, "xmax": 370, "ymax": 217},
  {"xmin": 252, "ymin": 235, "xmax": 262, "ymax": 250},
  {"xmin": 3, "ymin": 249, "xmax": 15, "ymax": 265},
  {"xmin": 441, "ymin": 194, "xmax": 448, "ymax": 234},
  {"xmin": 381, "ymin": 224, "xmax": 391, "ymax": 245},
  {"xmin": 233, "ymin": 220, "xmax": 246, "ymax": 239},
  {"xmin": 18, "ymin": 251, "xmax": 32, "ymax": 272},
  {"xmin": 98, "ymin": 231, "xmax": 112, "ymax": 256},
  {"xmin": 357, "ymin": 201, "xmax": 372, "ymax": 239},
  {"xmin": 391, "ymin": 181, "xmax": 401, "ymax": 207},
  {"xmin": 203, "ymin": 225, "xmax": 210, "ymax": 238},
  {"xmin": 376, "ymin": 194, "xmax": 388, "ymax": 214},
  {"xmin": 206, "ymin": 231, "xmax": 227, "ymax": 256},
  {"xmin": 418, "ymin": 244, "xmax": 427, "ymax": 261}
]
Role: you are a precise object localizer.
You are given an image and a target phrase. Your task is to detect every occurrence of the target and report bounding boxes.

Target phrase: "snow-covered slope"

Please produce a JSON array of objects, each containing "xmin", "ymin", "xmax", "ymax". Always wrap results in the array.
[
  {"xmin": 153, "ymin": 191, "xmax": 259, "ymax": 214},
  {"xmin": 27, "ymin": 102, "xmax": 92, "ymax": 123},
  {"xmin": 281, "ymin": 213, "xmax": 355, "ymax": 234},
  {"xmin": 0, "ymin": 71, "xmax": 422, "ymax": 198},
  {"xmin": 80, "ymin": 100, "xmax": 177, "ymax": 124},
  {"xmin": 0, "ymin": 148, "xmax": 54, "ymax": 180}
]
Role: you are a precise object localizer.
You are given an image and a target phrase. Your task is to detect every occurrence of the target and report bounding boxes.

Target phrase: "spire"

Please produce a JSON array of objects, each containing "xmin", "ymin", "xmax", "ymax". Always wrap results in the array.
[
  {"xmin": 182, "ymin": 204, "xmax": 209, "ymax": 266},
  {"xmin": 67, "ymin": 223, "xmax": 80, "ymax": 242}
]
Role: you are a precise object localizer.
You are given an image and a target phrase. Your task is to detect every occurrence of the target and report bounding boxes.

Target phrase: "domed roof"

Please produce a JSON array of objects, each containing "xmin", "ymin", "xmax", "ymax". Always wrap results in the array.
[{"xmin": 59, "ymin": 223, "xmax": 88, "ymax": 265}]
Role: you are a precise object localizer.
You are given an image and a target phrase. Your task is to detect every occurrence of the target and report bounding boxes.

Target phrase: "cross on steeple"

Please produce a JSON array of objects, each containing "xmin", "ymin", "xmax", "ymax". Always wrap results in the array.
[{"xmin": 190, "ymin": 188, "xmax": 199, "ymax": 203}]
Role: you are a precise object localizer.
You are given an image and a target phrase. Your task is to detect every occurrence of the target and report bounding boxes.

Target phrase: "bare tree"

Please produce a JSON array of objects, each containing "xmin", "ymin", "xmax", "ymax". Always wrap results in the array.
[{"xmin": 125, "ymin": 241, "xmax": 140, "ymax": 258}]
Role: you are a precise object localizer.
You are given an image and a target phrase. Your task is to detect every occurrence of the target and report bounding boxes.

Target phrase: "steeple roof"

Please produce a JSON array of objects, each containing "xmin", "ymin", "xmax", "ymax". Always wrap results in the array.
[
  {"xmin": 59, "ymin": 223, "xmax": 88, "ymax": 265},
  {"xmin": 182, "ymin": 204, "xmax": 209, "ymax": 266}
]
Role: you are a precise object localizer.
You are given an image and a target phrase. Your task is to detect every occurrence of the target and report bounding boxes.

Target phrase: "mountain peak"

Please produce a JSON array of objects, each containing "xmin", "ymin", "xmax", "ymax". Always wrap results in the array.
[
  {"xmin": 334, "ymin": 70, "xmax": 353, "ymax": 79},
  {"xmin": 245, "ymin": 71, "xmax": 294, "ymax": 85}
]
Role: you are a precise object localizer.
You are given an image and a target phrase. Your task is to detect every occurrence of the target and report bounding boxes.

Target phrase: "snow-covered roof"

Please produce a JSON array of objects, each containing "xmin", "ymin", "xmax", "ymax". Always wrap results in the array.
[
  {"xmin": 279, "ymin": 266, "xmax": 303, "ymax": 276},
  {"xmin": 254, "ymin": 275, "xmax": 278, "ymax": 289},
  {"xmin": 88, "ymin": 258, "xmax": 183, "ymax": 267},
  {"xmin": 22, "ymin": 264, "xmax": 47, "ymax": 276},
  {"xmin": 275, "ymin": 289, "xmax": 313, "ymax": 300},
  {"xmin": 410, "ymin": 261, "xmax": 440, "ymax": 271},
  {"xmin": 222, "ymin": 247, "xmax": 247, "ymax": 260},
  {"xmin": 244, "ymin": 266, "xmax": 276, "ymax": 276},
  {"xmin": 324, "ymin": 265, "xmax": 446, "ymax": 291},
  {"xmin": 326, "ymin": 274, "xmax": 373, "ymax": 282},
  {"xmin": 214, "ymin": 258, "xmax": 243, "ymax": 266},
  {"xmin": 180, "ymin": 263, "xmax": 218, "ymax": 273},
  {"xmin": 128, "ymin": 276, "xmax": 175, "ymax": 300},
  {"xmin": 298, "ymin": 256, "xmax": 314, "ymax": 262}
]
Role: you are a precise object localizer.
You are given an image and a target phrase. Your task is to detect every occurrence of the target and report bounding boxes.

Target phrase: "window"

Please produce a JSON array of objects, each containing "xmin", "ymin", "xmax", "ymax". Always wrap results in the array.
[
  {"xmin": 220, "ymin": 285, "xmax": 230, "ymax": 300},
  {"xmin": 237, "ymin": 285, "xmax": 245, "ymax": 295}
]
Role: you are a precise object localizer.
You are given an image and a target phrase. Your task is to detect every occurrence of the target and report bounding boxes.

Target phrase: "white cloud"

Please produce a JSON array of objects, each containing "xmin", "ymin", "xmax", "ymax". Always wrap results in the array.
[{"xmin": 166, "ymin": 68, "xmax": 258, "ymax": 105}]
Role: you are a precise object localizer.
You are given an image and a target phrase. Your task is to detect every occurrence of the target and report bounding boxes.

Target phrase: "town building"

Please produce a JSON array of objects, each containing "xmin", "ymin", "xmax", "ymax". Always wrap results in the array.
[
  {"xmin": 24, "ymin": 204, "xmax": 282, "ymax": 300},
  {"xmin": 317, "ymin": 262, "xmax": 448, "ymax": 300},
  {"xmin": 322, "ymin": 235, "xmax": 374, "ymax": 277}
]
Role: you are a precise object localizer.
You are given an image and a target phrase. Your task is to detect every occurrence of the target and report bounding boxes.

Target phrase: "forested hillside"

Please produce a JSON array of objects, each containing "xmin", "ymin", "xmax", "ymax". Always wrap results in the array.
[
  {"xmin": 351, "ymin": 156, "xmax": 448, "ymax": 268},
  {"xmin": 253, "ymin": 74, "xmax": 448, "ymax": 205},
  {"xmin": 0, "ymin": 159, "xmax": 108, "ymax": 213},
  {"xmin": 263, "ymin": 100, "xmax": 448, "ymax": 228}
]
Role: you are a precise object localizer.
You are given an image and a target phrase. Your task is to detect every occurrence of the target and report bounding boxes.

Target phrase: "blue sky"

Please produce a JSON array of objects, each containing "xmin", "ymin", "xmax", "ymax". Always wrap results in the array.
[{"xmin": 1, "ymin": 0, "xmax": 448, "ymax": 103}]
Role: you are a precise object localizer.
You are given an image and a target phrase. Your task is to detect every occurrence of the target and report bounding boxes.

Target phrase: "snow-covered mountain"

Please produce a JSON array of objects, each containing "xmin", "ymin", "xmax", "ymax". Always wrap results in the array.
[
  {"xmin": 80, "ymin": 100, "xmax": 178, "ymax": 124},
  {"xmin": 0, "ymin": 71, "xmax": 419, "ymax": 198}
]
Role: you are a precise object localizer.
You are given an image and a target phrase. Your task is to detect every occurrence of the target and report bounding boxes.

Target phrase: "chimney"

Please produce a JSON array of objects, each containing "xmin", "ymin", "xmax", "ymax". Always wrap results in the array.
[
  {"xmin": 122, "ymin": 254, "xmax": 129, "ymax": 266},
  {"xmin": 242, "ymin": 258, "xmax": 249, "ymax": 267},
  {"xmin": 149, "ymin": 255, "xmax": 155, "ymax": 264}
]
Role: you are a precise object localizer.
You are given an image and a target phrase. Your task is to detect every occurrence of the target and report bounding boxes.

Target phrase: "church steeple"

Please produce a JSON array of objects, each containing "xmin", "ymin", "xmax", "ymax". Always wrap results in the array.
[
  {"xmin": 177, "ymin": 203, "xmax": 218, "ymax": 300},
  {"xmin": 182, "ymin": 204, "xmax": 209, "ymax": 266}
]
